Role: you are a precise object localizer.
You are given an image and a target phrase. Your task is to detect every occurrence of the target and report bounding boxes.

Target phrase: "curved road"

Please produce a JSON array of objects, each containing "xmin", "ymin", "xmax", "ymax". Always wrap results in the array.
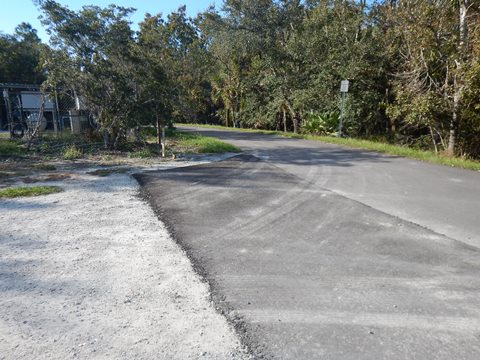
[
  {"xmin": 137, "ymin": 131, "xmax": 480, "ymax": 359},
  {"xmin": 180, "ymin": 126, "xmax": 480, "ymax": 248}
]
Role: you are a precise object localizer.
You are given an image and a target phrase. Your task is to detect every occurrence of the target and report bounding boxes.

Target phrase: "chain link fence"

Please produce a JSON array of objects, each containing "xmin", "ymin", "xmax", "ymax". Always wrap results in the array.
[{"xmin": 1, "ymin": 83, "xmax": 95, "ymax": 139}]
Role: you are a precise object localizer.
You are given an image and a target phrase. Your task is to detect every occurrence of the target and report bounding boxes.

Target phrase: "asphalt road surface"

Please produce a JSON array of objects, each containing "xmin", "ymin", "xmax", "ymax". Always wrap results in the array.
[
  {"xmin": 136, "ymin": 129, "xmax": 480, "ymax": 359},
  {"xmin": 178, "ymin": 126, "xmax": 480, "ymax": 248}
]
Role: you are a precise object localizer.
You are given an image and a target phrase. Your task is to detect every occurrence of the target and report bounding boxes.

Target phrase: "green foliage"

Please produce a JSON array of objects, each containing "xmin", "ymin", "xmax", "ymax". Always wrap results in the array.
[
  {"xmin": 129, "ymin": 148, "xmax": 154, "ymax": 158},
  {"xmin": 62, "ymin": 145, "xmax": 82, "ymax": 160},
  {"xmin": 0, "ymin": 186, "xmax": 62, "ymax": 198},
  {"xmin": 0, "ymin": 140, "xmax": 25, "ymax": 157},
  {"xmin": 0, "ymin": 22, "xmax": 44, "ymax": 83},
  {"xmin": 38, "ymin": 1, "xmax": 137, "ymax": 148},
  {"xmin": 302, "ymin": 112, "xmax": 339, "ymax": 136},
  {"xmin": 26, "ymin": 0, "xmax": 480, "ymax": 159}
]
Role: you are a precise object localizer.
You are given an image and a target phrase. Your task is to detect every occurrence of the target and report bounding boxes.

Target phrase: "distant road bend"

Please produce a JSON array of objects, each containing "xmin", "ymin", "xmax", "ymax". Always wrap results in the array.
[
  {"xmin": 136, "ymin": 126, "xmax": 480, "ymax": 359},
  {"xmin": 179, "ymin": 125, "xmax": 480, "ymax": 248}
]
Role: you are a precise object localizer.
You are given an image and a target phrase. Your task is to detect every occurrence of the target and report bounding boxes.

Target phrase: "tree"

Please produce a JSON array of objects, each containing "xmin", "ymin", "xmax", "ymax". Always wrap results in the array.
[
  {"xmin": 381, "ymin": 0, "xmax": 480, "ymax": 156},
  {"xmin": 26, "ymin": 0, "xmax": 480, "ymax": 159},
  {"xmin": 0, "ymin": 22, "xmax": 44, "ymax": 83},
  {"xmin": 37, "ymin": 0, "xmax": 137, "ymax": 148},
  {"xmin": 136, "ymin": 13, "xmax": 175, "ymax": 148}
]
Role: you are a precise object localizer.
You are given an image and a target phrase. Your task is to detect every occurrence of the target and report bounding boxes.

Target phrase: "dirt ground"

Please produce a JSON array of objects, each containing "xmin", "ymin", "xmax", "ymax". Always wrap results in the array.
[{"xmin": 0, "ymin": 156, "xmax": 248, "ymax": 360}]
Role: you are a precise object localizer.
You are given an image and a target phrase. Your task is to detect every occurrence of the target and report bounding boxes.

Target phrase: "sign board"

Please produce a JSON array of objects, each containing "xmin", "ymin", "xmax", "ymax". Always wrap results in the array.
[{"xmin": 340, "ymin": 80, "xmax": 349, "ymax": 93}]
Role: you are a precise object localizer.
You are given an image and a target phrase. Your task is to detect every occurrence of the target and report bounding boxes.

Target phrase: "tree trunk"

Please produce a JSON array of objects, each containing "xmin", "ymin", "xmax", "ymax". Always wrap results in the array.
[
  {"xmin": 53, "ymin": 90, "xmax": 60, "ymax": 135},
  {"xmin": 447, "ymin": 0, "xmax": 468, "ymax": 157},
  {"xmin": 225, "ymin": 108, "xmax": 229, "ymax": 128},
  {"xmin": 26, "ymin": 97, "xmax": 45, "ymax": 151},
  {"xmin": 103, "ymin": 131, "xmax": 109, "ymax": 149},
  {"xmin": 447, "ymin": 124, "xmax": 456, "ymax": 157},
  {"xmin": 161, "ymin": 122, "xmax": 166, "ymax": 158},
  {"xmin": 231, "ymin": 109, "xmax": 236, "ymax": 128},
  {"xmin": 447, "ymin": 79, "xmax": 458, "ymax": 157},
  {"xmin": 284, "ymin": 99, "xmax": 298, "ymax": 133},
  {"xmin": 459, "ymin": 0, "xmax": 468, "ymax": 53},
  {"xmin": 156, "ymin": 113, "xmax": 161, "ymax": 149},
  {"xmin": 283, "ymin": 108, "xmax": 287, "ymax": 133},
  {"xmin": 429, "ymin": 126, "xmax": 438, "ymax": 154},
  {"xmin": 3, "ymin": 89, "xmax": 13, "ymax": 138}
]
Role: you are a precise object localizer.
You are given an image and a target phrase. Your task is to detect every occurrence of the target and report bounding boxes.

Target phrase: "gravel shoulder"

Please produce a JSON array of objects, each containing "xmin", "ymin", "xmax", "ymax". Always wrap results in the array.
[{"xmin": 0, "ymin": 155, "xmax": 247, "ymax": 360}]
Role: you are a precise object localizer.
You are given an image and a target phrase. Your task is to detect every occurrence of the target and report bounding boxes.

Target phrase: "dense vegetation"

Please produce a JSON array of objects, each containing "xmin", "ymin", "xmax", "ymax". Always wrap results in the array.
[{"xmin": 1, "ymin": 0, "xmax": 479, "ymax": 159}]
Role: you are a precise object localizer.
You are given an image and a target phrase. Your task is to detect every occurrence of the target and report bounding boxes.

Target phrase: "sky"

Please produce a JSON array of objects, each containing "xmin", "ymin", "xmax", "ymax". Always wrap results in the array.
[{"xmin": 0, "ymin": 0, "xmax": 217, "ymax": 42}]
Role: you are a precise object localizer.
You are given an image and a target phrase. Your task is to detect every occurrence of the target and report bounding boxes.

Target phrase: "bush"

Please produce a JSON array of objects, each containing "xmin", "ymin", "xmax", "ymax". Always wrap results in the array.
[
  {"xmin": 0, "ymin": 139, "xmax": 25, "ymax": 157},
  {"xmin": 62, "ymin": 145, "xmax": 83, "ymax": 160},
  {"xmin": 302, "ymin": 111, "xmax": 339, "ymax": 136}
]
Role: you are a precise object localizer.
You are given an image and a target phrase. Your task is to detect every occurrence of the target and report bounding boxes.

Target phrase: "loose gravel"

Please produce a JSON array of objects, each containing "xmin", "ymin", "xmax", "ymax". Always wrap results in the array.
[{"xmin": 0, "ymin": 156, "xmax": 247, "ymax": 360}]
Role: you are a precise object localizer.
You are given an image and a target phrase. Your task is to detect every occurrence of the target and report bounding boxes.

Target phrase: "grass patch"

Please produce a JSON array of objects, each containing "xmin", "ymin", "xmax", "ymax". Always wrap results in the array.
[
  {"xmin": 0, "ymin": 185, "xmax": 62, "ymax": 198},
  {"xmin": 0, "ymin": 139, "xmax": 25, "ymax": 157},
  {"xmin": 62, "ymin": 145, "xmax": 83, "ymax": 160},
  {"xmin": 170, "ymin": 130, "xmax": 240, "ymax": 153},
  {"xmin": 129, "ymin": 148, "xmax": 154, "ymax": 158},
  {"xmin": 179, "ymin": 124, "xmax": 480, "ymax": 171}
]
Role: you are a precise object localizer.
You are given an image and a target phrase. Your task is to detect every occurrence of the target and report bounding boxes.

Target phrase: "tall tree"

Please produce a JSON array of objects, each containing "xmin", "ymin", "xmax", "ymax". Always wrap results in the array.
[
  {"xmin": 37, "ymin": 0, "xmax": 137, "ymax": 148},
  {"xmin": 0, "ymin": 22, "xmax": 44, "ymax": 83}
]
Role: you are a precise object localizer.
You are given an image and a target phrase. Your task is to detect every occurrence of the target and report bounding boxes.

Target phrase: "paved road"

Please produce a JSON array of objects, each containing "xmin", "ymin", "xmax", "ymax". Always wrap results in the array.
[
  {"xmin": 136, "ymin": 152, "xmax": 480, "ymax": 359},
  {"xmin": 179, "ymin": 126, "xmax": 480, "ymax": 248}
]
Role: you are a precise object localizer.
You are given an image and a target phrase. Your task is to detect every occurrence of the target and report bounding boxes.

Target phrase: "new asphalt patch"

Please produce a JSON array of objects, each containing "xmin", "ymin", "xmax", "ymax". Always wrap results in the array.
[{"xmin": 135, "ymin": 154, "xmax": 480, "ymax": 359}]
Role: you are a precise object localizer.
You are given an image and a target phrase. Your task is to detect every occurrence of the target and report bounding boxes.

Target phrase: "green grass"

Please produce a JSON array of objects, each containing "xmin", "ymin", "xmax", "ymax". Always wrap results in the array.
[
  {"xmin": 0, "ymin": 139, "xmax": 25, "ymax": 157},
  {"xmin": 129, "ymin": 148, "xmax": 154, "ymax": 158},
  {"xmin": 170, "ymin": 130, "xmax": 241, "ymax": 153},
  {"xmin": 0, "ymin": 185, "xmax": 62, "ymax": 198},
  {"xmin": 62, "ymin": 145, "xmax": 83, "ymax": 160},
  {"xmin": 179, "ymin": 124, "xmax": 480, "ymax": 171}
]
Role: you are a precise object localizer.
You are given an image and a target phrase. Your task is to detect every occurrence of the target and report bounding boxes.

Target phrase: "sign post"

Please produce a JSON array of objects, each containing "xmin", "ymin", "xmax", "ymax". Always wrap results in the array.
[{"xmin": 338, "ymin": 80, "xmax": 349, "ymax": 137}]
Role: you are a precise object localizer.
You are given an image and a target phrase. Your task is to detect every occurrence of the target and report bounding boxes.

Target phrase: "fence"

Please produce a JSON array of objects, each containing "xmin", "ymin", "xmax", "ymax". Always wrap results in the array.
[{"xmin": 0, "ymin": 83, "xmax": 95, "ymax": 138}]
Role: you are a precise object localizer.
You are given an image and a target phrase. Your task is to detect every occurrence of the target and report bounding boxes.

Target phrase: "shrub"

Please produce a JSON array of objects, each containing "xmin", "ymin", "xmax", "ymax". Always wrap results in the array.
[
  {"xmin": 129, "ymin": 148, "xmax": 153, "ymax": 158},
  {"xmin": 302, "ymin": 111, "xmax": 339, "ymax": 136},
  {"xmin": 62, "ymin": 145, "xmax": 83, "ymax": 160},
  {"xmin": 0, "ymin": 140, "xmax": 25, "ymax": 157}
]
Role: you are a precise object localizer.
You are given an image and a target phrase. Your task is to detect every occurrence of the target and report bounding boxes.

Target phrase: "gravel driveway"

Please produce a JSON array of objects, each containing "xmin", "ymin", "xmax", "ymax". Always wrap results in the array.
[{"xmin": 0, "ymin": 159, "xmax": 247, "ymax": 359}]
